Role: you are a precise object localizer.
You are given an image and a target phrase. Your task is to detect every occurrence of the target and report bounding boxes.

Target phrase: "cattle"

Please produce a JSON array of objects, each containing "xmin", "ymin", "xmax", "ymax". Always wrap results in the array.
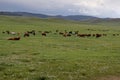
[
  {"xmin": 61, "ymin": 33, "xmax": 71, "ymax": 37},
  {"xmin": 77, "ymin": 34, "xmax": 92, "ymax": 38},
  {"xmin": 8, "ymin": 37, "xmax": 20, "ymax": 40},
  {"xmin": 96, "ymin": 34, "xmax": 102, "ymax": 38},
  {"xmin": 63, "ymin": 33, "xmax": 67, "ymax": 37},
  {"xmin": 24, "ymin": 32, "xmax": 30, "ymax": 37},
  {"xmin": 56, "ymin": 30, "xmax": 59, "ymax": 32},
  {"xmin": 113, "ymin": 34, "xmax": 119, "ymax": 36},
  {"xmin": 59, "ymin": 32, "xmax": 64, "ymax": 35},
  {"xmin": 69, "ymin": 31, "xmax": 72, "ymax": 34},
  {"xmin": 27, "ymin": 30, "xmax": 36, "ymax": 36},
  {"xmin": 41, "ymin": 32, "xmax": 46, "ymax": 36},
  {"xmin": 74, "ymin": 31, "xmax": 79, "ymax": 35},
  {"xmin": 2, "ymin": 31, "xmax": 5, "ymax": 34},
  {"xmin": 6, "ymin": 30, "xmax": 10, "ymax": 34},
  {"xmin": 77, "ymin": 34, "xmax": 86, "ymax": 37},
  {"xmin": 67, "ymin": 33, "xmax": 71, "ymax": 37},
  {"xmin": 86, "ymin": 34, "xmax": 91, "ymax": 37},
  {"xmin": 116, "ymin": 34, "xmax": 119, "ymax": 36},
  {"xmin": 10, "ymin": 32, "xmax": 16, "ymax": 35}
]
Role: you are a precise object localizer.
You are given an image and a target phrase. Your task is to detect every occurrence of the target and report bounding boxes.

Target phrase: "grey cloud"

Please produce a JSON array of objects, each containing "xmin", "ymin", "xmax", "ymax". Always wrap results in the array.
[{"xmin": 0, "ymin": 0, "xmax": 120, "ymax": 18}]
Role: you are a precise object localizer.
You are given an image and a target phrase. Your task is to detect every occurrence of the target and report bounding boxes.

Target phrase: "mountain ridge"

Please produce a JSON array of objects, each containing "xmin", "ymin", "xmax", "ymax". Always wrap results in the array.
[
  {"xmin": 0, "ymin": 11, "xmax": 120, "ymax": 22},
  {"xmin": 0, "ymin": 11, "xmax": 99, "ymax": 21}
]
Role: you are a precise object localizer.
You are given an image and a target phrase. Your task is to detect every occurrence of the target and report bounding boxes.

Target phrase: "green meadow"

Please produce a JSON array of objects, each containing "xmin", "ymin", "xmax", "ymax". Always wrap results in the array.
[{"xmin": 0, "ymin": 15, "xmax": 120, "ymax": 80}]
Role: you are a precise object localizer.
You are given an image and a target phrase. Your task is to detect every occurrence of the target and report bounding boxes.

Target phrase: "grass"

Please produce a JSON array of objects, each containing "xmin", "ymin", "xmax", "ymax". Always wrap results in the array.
[{"xmin": 0, "ymin": 15, "xmax": 120, "ymax": 80}]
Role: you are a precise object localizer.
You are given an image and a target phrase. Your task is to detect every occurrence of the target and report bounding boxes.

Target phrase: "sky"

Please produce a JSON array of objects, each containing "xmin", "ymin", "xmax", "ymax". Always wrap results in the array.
[{"xmin": 0, "ymin": 0, "xmax": 120, "ymax": 18}]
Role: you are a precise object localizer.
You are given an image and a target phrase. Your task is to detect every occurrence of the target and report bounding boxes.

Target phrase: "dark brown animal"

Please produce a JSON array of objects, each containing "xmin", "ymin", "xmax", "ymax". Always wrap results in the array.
[
  {"xmin": 77, "ymin": 34, "xmax": 86, "ymax": 37},
  {"xmin": 67, "ymin": 33, "xmax": 71, "ymax": 37},
  {"xmin": 24, "ymin": 32, "xmax": 29, "ymax": 37},
  {"xmin": 42, "ymin": 33, "xmax": 46, "ymax": 36},
  {"xmin": 69, "ymin": 31, "xmax": 72, "ymax": 34},
  {"xmin": 96, "ymin": 34, "xmax": 102, "ymax": 38},
  {"xmin": 56, "ymin": 30, "xmax": 59, "ymax": 32},
  {"xmin": 63, "ymin": 33, "xmax": 67, "ymax": 37},
  {"xmin": 8, "ymin": 37, "xmax": 20, "ymax": 40},
  {"xmin": 59, "ymin": 32, "xmax": 64, "ymax": 35},
  {"xmin": 2, "ymin": 31, "xmax": 5, "ymax": 34}
]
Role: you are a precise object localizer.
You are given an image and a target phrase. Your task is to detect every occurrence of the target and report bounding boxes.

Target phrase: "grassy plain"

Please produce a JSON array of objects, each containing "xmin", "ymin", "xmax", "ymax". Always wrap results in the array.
[{"xmin": 0, "ymin": 15, "xmax": 120, "ymax": 80}]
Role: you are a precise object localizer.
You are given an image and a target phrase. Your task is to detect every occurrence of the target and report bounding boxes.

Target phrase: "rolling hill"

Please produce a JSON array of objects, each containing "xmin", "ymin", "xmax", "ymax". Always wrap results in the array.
[{"xmin": 0, "ymin": 11, "xmax": 98, "ymax": 21}]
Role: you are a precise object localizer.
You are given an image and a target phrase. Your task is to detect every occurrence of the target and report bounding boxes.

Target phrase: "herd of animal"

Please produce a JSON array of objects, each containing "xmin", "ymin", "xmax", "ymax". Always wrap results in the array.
[{"xmin": 1, "ymin": 29, "xmax": 120, "ymax": 40}]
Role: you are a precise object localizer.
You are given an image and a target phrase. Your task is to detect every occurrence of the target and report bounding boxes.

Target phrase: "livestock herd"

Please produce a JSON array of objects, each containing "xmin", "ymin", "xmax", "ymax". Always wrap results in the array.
[{"xmin": 1, "ymin": 29, "xmax": 120, "ymax": 40}]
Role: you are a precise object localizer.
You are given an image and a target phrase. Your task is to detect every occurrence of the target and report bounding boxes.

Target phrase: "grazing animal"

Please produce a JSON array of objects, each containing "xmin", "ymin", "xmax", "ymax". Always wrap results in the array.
[
  {"xmin": 86, "ymin": 34, "xmax": 91, "ymax": 37},
  {"xmin": 2, "ymin": 31, "xmax": 5, "ymax": 34},
  {"xmin": 69, "ymin": 31, "xmax": 72, "ymax": 34},
  {"xmin": 59, "ymin": 32, "xmax": 64, "ymax": 35},
  {"xmin": 63, "ymin": 33, "xmax": 67, "ymax": 37},
  {"xmin": 56, "ymin": 30, "xmax": 59, "ymax": 32},
  {"xmin": 74, "ymin": 31, "xmax": 79, "ymax": 35},
  {"xmin": 67, "ymin": 33, "xmax": 71, "ymax": 37},
  {"xmin": 24, "ymin": 32, "xmax": 30, "ymax": 37},
  {"xmin": 96, "ymin": 34, "xmax": 102, "ymax": 38},
  {"xmin": 10, "ymin": 32, "xmax": 16, "ymax": 35},
  {"xmin": 27, "ymin": 30, "xmax": 36, "ymax": 36},
  {"xmin": 8, "ymin": 37, "xmax": 20, "ymax": 40},
  {"xmin": 42, "ymin": 32, "xmax": 46, "ymax": 36},
  {"xmin": 77, "ymin": 34, "xmax": 91, "ymax": 37},
  {"xmin": 6, "ymin": 30, "xmax": 10, "ymax": 34},
  {"xmin": 77, "ymin": 34, "xmax": 86, "ymax": 37}
]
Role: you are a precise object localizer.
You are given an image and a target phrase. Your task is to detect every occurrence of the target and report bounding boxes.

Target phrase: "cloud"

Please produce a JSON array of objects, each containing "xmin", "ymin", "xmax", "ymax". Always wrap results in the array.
[
  {"xmin": 0, "ymin": 0, "xmax": 120, "ymax": 18},
  {"xmin": 70, "ymin": 0, "xmax": 120, "ymax": 17}
]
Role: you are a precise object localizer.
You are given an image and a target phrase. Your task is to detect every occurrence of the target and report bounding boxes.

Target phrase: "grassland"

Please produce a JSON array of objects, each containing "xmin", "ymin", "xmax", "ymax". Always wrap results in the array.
[{"xmin": 0, "ymin": 15, "xmax": 120, "ymax": 80}]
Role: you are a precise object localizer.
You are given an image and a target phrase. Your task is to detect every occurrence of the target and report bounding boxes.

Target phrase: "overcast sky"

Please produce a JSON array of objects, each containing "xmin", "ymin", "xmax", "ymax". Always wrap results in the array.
[{"xmin": 0, "ymin": 0, "xmax": 120, "ymax": 18}]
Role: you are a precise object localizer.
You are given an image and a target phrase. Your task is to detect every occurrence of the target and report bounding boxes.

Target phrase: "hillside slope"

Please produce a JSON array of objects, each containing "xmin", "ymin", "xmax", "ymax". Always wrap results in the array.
[{"xmin": 0, "ymin": 11, "xmax": 98, "ymax": 21}]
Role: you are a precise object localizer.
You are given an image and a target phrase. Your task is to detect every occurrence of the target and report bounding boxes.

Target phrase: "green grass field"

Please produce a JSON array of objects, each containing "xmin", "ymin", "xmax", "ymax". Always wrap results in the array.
[{"xmin": 0, "ymin": 15, "xmax": 120, "ymax": 80}]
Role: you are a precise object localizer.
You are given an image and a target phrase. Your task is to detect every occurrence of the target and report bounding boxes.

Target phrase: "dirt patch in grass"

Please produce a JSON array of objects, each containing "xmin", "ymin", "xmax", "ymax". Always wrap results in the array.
[{"xmin": 95, "ymin": 76, "xmax": 120, "ymax": 80}]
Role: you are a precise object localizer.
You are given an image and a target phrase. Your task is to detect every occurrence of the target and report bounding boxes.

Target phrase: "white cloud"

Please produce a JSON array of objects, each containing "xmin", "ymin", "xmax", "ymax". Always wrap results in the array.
[
  {"xmin": 0, "ymin": 0, "xmax": 120, "ymax": 18},
  {"xmin": 67, "ymin": 0, "xmax": 120, "ymax": 18}
]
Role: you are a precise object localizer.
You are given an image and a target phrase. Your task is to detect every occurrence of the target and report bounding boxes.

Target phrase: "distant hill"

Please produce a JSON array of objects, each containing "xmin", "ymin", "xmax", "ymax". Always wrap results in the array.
[
  {"xmin": 55, "ymin": 15, "xmax": 98, "ymax": 21},
  {"xmin": 0, "ymin": 12, "xmax": 50, "ymax": 18},
  {"xmin": 85, "ymin": 18, "xmax": 120, "ymax": 23},
  {"xmin": 0, "ymin": 11, "xmax": 98, "ymax": 21}
]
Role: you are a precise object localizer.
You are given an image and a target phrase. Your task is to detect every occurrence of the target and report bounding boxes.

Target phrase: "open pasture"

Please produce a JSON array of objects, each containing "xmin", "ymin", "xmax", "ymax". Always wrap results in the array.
[{"xmin": 0, "ymin": 15, "xmax": 120, "ymax": 80}]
